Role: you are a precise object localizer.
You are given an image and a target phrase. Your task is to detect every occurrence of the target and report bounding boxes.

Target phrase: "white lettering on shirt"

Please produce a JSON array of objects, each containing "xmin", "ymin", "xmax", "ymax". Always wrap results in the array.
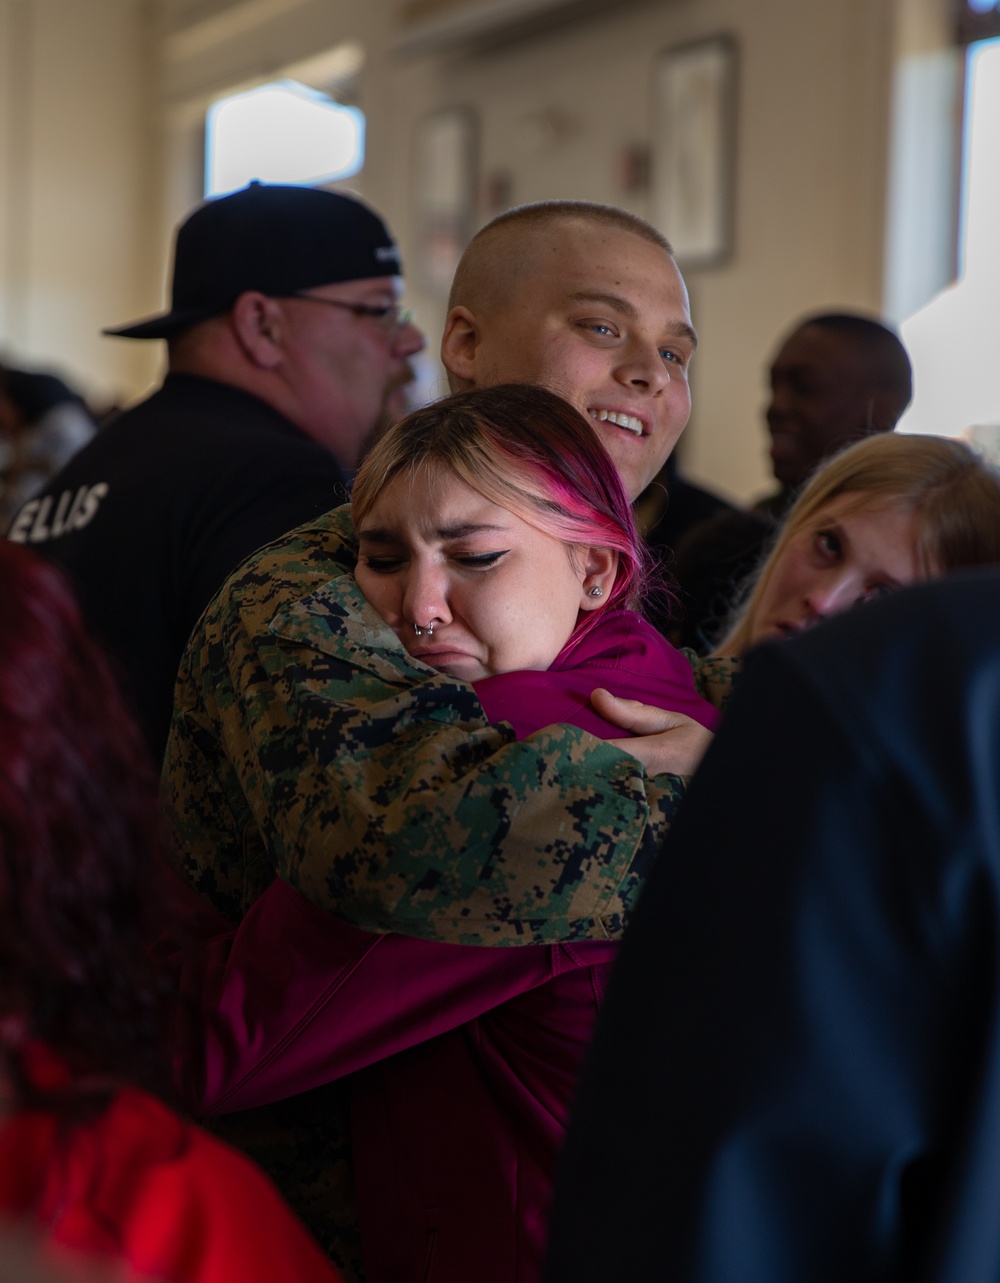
[{"xmin": 8, "ymin": 482, "xmax": 110, "ymax": 543}]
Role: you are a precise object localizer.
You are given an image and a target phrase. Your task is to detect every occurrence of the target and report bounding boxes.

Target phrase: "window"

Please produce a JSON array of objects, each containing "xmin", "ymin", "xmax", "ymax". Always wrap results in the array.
[
  {"xmin": 205, "ymin": 80, "xmax": 365, "ymax": 197},
  {"xmin": 897, "ymin": 33, "xmax": 1000, "ymax": 447}
]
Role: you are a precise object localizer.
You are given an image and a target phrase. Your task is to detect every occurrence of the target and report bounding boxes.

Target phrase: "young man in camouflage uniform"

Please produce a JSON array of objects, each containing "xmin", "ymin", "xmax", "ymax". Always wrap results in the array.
[{"xmin": 164, "ymin": 201, "xmax": 730, "ymax": 1279}]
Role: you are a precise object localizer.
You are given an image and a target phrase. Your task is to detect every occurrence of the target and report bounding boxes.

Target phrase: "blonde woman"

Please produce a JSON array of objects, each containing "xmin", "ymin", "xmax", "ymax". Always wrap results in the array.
[{"xmin": 720, "ymin": 433, "xmax": 1000, "ymax": 655}]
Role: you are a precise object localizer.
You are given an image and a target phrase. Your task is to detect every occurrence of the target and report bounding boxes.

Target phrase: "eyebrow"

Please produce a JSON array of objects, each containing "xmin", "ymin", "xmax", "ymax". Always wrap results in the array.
[
  {"xmin": 565, "ymin": 291, "xmax": 699, "ymax": 349},
  {"xmin": 814, "ymin": 511, "xmax": 847, "ymax": 532},
  {"xmin": 359, "ymin": 522, "xmax": 509, "ymax": 542}
]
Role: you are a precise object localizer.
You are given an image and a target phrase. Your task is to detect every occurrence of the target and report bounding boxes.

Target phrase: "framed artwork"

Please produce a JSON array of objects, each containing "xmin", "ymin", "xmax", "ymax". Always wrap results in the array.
[
  {"xmin": 413, "ymin": 107, "xmax": 478, "ymax": 295},
  {"xmin": 652, "ymin": 36, "xmax": 737, "ymax": 268}
]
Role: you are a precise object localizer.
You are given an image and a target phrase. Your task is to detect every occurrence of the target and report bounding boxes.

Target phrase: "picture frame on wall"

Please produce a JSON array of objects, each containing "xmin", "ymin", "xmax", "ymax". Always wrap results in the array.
[
  {"xmin": 413, "ymin": 106, "xmax": 478, "ymax": 295},
  {"xmin": 652, "ymin": 35, "xmax": 737, "ymax": 269}
]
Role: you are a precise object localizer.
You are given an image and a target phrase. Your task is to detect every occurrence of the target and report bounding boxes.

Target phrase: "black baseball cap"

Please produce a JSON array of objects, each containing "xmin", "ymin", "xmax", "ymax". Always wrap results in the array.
[{"xmin": 104, "ymin": 182, "xmax": 403, "ymax": 340}]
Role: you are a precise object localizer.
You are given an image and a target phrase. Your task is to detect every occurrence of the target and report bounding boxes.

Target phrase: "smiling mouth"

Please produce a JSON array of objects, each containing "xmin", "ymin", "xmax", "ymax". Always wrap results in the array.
[{"xmin": 589, "ymin": 409, "xmax": 645, "ymax": 437}]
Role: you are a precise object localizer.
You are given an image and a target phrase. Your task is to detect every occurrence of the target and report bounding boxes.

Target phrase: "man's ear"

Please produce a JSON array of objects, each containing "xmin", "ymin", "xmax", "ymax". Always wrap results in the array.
[
  {"xmin": 230, "ymin": 292, "xmax": 287, "ymax": 370},
  {"xmin": 440, "ymin": 306, "xmax": 481, "ymax": 391},
  {"xmin": 579, "ymin": 546, "xmax": 618, "ymax": 611}
]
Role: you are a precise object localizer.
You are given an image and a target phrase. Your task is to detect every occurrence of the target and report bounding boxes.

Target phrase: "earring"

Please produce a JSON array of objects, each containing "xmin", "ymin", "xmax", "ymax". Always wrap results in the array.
[{"xmin": 587, "ymin": 586, "xmax": 604, "ymax": 598}]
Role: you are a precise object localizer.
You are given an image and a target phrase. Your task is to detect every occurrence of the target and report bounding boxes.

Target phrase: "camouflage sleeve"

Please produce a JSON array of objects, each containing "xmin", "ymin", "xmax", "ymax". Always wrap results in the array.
[
  {"xmin": 683, "ymin": 649, "xmax": 742, "ymax": 712},
  {"xmin": 164, "ymin": 506, "xmax": 687, "ymax": 946}
]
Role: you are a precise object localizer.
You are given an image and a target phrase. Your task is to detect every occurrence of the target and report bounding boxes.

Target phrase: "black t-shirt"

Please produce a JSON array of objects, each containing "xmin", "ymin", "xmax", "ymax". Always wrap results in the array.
[{"xmin": 8, "ymin": 373, "xmax": 348, "ymax": 760}]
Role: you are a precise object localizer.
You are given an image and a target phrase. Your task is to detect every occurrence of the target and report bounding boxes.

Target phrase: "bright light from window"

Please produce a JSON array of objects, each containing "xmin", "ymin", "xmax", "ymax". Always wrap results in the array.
[
  {"xmin": 206, "ymin": 80, "xmax": 364, "ymax": 197},
  {"xmin": 898, "ymin": 37, "xmax": 1000, "ymax": 448}
]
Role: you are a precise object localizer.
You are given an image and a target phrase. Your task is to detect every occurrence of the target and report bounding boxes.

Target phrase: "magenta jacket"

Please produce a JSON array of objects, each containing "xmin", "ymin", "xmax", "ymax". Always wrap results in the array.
[
  {"xmin": 188, "ymin": 611, "xmax": 717, "ymax": 1282},
  {"xmin": 475, "ymin": 608, "xmax": 720, "ymax": 738}
]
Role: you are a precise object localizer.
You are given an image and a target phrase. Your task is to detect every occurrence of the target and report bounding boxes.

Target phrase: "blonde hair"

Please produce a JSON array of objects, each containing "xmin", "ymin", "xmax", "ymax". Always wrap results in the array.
[{"xmin": 721, "ymin": 433, "xmax": 1000, "ymax": 654}]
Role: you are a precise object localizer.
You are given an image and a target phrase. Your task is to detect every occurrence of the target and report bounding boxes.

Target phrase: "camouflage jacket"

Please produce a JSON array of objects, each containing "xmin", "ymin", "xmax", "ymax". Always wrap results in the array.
[{"xmin": 164, "ymin": 504, "xmax": 738, "ymax": 946}]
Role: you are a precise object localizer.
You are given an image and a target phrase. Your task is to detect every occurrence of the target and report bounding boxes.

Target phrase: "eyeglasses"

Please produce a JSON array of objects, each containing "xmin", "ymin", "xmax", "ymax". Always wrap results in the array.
[{"xmin": 286, "ymin": 292, "xmax": 415, "ymax": 337}]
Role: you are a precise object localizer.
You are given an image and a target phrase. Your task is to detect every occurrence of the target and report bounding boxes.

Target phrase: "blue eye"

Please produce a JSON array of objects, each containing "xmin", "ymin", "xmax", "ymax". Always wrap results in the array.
[{"xmin": 575, "ymin": 319, "xmax": 619, "ymax": 339}]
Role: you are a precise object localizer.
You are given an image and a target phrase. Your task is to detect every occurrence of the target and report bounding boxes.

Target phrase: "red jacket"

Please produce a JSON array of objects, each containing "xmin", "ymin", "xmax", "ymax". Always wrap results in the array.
[{"xmin": 0, "ymin": 1069, "xmax": 341, "ymax": 1283}]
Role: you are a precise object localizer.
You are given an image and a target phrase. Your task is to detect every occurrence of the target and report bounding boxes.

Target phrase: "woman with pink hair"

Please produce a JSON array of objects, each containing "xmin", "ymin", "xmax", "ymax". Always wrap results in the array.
[{"xmin": 183, "ymin": 384, "xmax": 721, "ymax": 1283}]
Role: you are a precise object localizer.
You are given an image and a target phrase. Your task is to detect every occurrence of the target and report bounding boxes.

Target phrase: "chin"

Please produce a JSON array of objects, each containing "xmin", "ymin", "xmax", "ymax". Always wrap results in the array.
[
  {"xmin": 429, "ymin": 657, "xmax": 488, "ymax": 681},
  {"xmin": 771, "ymin": 459, "xmax": 809, "ymax": 490},
  {"xmin": 747, "ymin": 619, "xmax": 780, "ymax": 646}
]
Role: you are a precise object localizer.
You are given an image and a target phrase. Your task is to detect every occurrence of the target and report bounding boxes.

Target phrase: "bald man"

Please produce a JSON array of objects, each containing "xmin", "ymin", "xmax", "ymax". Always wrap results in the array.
[
  {"xmin": 440, "ymin": 202, "xmax": 696, "ymax": 501},
  {"xmin": 164, "ymin": 201, "xmax": 717, "ymax": 1279}
]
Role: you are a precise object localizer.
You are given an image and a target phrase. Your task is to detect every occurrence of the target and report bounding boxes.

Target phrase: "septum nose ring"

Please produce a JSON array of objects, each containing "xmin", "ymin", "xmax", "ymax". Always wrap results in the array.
[{"xmin": 412, "ymin": 621, "xmax": 436, "ymax": 638}]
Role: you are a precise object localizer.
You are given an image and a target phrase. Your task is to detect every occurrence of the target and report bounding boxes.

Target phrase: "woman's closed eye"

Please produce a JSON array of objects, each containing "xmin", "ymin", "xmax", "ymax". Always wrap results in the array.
[
  {"xmin": 361, "ymin": 549, "xmax": 510, "ymax": 574},
  {"xmin": 455, "ymin": 550, "xmax": 510, "ymax": 570},
  {"xmin": 360, "ymin": 555, "xmax": 406, "ymax": 574}
]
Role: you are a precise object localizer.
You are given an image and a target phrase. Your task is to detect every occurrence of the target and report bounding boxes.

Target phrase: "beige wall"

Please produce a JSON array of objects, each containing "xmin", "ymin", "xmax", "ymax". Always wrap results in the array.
[
  {"xmin": 0, "ymin": 0, "xmax": 957, "ymax": 497},
  {"xmin": 0, "ymin": 0, "xmax": 161, "ymax": 406}
]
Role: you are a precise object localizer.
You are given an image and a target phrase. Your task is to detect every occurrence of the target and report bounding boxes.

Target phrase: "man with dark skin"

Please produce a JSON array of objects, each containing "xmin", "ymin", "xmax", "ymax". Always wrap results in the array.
[{"xmin": 758, "ymin": 312, "xmax": 913, "ymax": 517}]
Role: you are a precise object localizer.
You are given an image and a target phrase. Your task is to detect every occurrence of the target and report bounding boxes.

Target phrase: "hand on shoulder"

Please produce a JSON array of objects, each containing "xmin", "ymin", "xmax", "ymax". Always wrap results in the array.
[{"xmin": 589, "ymin": 688, "xmax": 714, "ymax": 779}]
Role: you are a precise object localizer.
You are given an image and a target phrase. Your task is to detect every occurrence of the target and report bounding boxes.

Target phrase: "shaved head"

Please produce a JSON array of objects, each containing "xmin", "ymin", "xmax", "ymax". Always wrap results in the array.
[
  {"xmin": 448, "ymin": 201, "xmax": 674, "ymax": 322},
  {"xmin": 439, "ymin": 200, "xmax": 692, "ymax": 500}
]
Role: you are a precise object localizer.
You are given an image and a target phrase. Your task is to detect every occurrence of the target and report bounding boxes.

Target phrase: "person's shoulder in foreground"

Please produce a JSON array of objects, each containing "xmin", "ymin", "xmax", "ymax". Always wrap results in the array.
[
  {"xmin": 547, "ymin": 566, "xmax": 1000, "ymax": 1283},
  {"xmin": 0, "ymin": 1077, "xmax": 342, "ymax": 1283},
  {"xmin": 164, "ymin": 502, "xmax": 686, "ymax": 945}
]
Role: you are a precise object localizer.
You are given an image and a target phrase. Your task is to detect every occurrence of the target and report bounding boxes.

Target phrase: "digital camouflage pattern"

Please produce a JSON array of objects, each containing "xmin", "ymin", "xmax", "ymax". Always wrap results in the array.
[
  {"xmin": 682, "ymin": 649, "xmax": 738, "ymax": 716},
  {"xmin": 163, "ymin": 503, "xmax": 739, "ymax": 1276},
  {"xmin": 164, "ymin": 503, "xmax": 738, "ymax": 946}
]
